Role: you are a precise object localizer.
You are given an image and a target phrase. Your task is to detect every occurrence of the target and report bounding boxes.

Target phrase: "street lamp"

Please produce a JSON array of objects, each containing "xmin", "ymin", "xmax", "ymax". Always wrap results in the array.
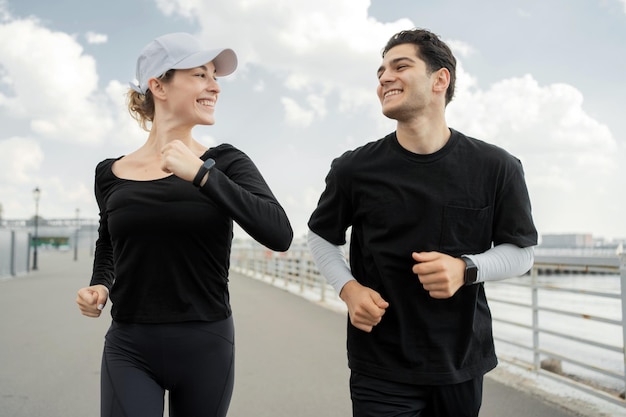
[{"xmin": 32, "ymin": 187, "xmax": 41, "ymax": 271}]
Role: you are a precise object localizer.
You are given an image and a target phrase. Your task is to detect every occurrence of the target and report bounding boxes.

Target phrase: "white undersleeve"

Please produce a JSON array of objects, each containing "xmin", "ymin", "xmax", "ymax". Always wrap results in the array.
[
  {"xmin": 307, "ymin": 229, "xmax": 534, "ymax": 294},
  {"xmin": 462, "ymin": 244, "xmax": 534, "ymax": 283},
  {"xmin": 307, "ymin": 230, "xmax": 355, "ymax": 295}
]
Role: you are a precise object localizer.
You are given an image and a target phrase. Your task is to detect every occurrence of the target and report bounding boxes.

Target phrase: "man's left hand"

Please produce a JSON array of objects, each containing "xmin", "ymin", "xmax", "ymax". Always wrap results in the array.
[{"xmin": 411, "ymin": 251, "xmax": 466, "ymax": 299}]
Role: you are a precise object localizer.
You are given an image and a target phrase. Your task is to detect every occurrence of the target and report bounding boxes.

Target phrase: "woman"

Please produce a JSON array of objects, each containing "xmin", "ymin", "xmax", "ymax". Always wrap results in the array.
[{"xmin": 76, "ymin": 32, "xmax": 293, "ymax": 417}]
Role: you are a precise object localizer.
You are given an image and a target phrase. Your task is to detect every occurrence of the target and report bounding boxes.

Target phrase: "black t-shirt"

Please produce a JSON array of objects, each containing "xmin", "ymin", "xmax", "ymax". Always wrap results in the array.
[
  {"xmin": 90, "ymin": 144, "xmax": 293, "ymax": 323},
  {"xmin": 308, "ymin": 129, "xmax": 537, "ymax": 385}
]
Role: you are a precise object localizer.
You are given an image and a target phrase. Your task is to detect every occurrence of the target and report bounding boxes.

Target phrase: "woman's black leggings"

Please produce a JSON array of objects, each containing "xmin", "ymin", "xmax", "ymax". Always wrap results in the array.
[{"xmin": 100, "ymin": 317, "xmax": 235, "ymax": 417}]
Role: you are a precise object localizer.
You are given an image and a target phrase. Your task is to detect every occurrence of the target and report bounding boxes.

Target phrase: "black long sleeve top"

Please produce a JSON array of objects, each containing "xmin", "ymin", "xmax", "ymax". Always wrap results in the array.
[{"xmin": 90, "ymin": 144, "xmax": 293, "ymax": 323}]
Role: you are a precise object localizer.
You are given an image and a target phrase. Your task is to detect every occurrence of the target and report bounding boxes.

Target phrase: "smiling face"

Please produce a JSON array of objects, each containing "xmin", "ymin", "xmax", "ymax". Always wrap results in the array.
[
  {"xmin": 161, "ymin": 61, "xmax": 221, "ymax": 127},
  {"xmin": 376, "ymin": 43, "xmax": 442, "ymax": 123}
]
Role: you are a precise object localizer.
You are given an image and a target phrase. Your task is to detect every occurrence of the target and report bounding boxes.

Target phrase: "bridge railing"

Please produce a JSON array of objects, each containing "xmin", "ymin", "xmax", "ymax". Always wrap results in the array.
[
  {"xmin": 0, "ymin": 221, "xmax": 99, "ymax": 278},
  {"xmin": 230, "ymin": 241, "xmax": 626, "ymax": 408},
  {"xmin": 488, "ymin": 254, "xmax": 625, "ymax": 407},
  {"xmin": 0, "ymin": 229, "xmax": 31, "ymax": 279}
]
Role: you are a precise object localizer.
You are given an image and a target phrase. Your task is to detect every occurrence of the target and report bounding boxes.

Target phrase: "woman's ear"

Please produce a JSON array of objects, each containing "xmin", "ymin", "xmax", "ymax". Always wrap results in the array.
[{"xmin": 148, "ymin": 77, "xmax": 167, "ymax": 100}]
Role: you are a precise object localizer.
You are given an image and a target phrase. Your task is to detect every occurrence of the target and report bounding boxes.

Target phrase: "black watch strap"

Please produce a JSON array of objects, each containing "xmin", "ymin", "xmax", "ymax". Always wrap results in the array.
[
  {"xmin": 462, "ymin": 256, "xmax": 479, "ymax": 285},
  {"xmin": 192, "ymin": 158, "xmax": 216, "ymax": 187}
]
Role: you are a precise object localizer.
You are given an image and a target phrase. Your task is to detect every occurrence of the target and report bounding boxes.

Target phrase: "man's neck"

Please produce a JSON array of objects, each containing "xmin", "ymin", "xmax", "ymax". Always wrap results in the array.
[{"xmin": 395, "ymin": 117, "xmax": 451, "ymax": 155}]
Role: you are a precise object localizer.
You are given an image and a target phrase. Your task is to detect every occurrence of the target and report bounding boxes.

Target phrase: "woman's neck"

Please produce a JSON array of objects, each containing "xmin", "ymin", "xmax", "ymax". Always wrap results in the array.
[{"xmin": 139, "ymin": 121, "xmax": 205, "ymax": 157}]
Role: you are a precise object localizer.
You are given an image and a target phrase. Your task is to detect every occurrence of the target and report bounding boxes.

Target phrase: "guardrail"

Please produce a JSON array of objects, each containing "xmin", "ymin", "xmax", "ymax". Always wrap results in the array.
[
  {"xmin": 0, "ymin": 223, "xmax": 99, "ymax": 278},
  {"xmin": 0, "ymin": 229, "xmax": 31, "ymax": 279},
  {"xmin": 488, "ymin": 254, "xmax": 625, "ymax": 407},
  {"xmin": 230, "ymin": 242, "xmax": 626, "ymax": 408}
]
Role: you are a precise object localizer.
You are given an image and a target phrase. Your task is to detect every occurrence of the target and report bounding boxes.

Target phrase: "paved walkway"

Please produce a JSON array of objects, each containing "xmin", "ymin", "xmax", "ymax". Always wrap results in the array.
[{"xmin": 0, "ymin": 251, "xmax": 622, "ymax": 416}]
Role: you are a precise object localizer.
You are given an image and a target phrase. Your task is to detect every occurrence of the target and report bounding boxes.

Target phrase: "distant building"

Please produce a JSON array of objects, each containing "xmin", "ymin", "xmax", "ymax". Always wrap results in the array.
[
  {"xmin": 539, "ymin": 233, "xmax": 594, "ymax": 248},
  {"xmin": 538, "ymin": 233, "xmax": 624, "ymax": 254}
]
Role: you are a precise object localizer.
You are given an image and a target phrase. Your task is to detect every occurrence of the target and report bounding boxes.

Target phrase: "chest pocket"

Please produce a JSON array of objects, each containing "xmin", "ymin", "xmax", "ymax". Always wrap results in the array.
[{"xmin": 439, "ymin": 205, "xmax": 492, "ymax": 256}]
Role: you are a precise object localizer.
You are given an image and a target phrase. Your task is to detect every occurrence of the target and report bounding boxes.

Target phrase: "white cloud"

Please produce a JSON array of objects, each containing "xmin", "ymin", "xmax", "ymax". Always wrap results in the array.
[
  {"xmin": 0, "ymin": 16, "xmax": 135, "ymax": 220},
  {"xmin": 1, "ymin": 0, "xmax": 623, "ymax": 239},
  {"xmin": 0, "ymin": 137, "xmax": 43, "ymax": 183},
  {"xmin": 0, "ymin": 136, "xmax": 45, "ymax": 218},
  {"xmin": 306, "ymin": 94, "xmax": 327, "ymax": 119},
  {"xmin": 155, "ymin": 0, "xmax": 412, "ymax": 117},
  {"xmin": 449, "ymin": 74, "xmax": 615, "ymax": 152},
  {"xmin": 281, "ymin": 97, "xmax": 314, "ymax": 127},
  {"xmin": 103, "ymin": 80, "xmax": 146, "ymax": 148},
  {"xmin": 253, "ymin": 79, "xmax": 265, "ymax": 92},
  {"xmin": 280, "ymin": 93, "xmax": 327, "ymax": 127},
  {"xmin": 155, "ymin": 0, "xmax": 197, "ymax": 19},
  {"xmin": 148, "ymin": 0, "xmax": 625, "ymax": 238},
  {"xmin": 0, "ymin": 17, "xmax": 117, "ymax": 145},
  {"xmin": 85, "ymin": 31, "xmax": 108, "ymax": 44},
  {"xmin": 447, "ymin": 40, "xmax": 476, "ymax": 58},
  {"xmin": 0, "ymin": 134, "xmax": 103, "ymax": 220},
  {"xmin": 0, "ymin": 0, "xmax": 9, "ymax": 21},
  {"xmin": 447, "ymin": 71, "xmax": 622, "ymax": 237}
]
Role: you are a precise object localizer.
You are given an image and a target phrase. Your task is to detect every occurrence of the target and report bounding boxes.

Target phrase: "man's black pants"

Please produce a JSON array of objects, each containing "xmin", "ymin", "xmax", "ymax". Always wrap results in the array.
[{"xmin": 350, "ymin": 371, "xmax": 483, "ymax": 417}]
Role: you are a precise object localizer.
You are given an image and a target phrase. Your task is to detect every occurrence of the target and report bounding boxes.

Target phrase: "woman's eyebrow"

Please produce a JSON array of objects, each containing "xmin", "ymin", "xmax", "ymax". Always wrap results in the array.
[{"xmin": 196, "ymin": 65, "xmax": 218, "ymax": 75}]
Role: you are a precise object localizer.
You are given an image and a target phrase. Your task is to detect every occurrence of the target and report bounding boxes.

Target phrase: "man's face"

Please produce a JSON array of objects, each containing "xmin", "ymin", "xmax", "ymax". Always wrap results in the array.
[{"xmin": 376, "ymin": 43, "xmax": 436, "ymax": 121}]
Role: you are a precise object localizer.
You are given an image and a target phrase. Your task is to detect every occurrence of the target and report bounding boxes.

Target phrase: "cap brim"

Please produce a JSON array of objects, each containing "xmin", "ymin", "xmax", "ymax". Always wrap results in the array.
[{"xmin": 172, "ymin": 48, "xmax": 238, "ymax": 77}]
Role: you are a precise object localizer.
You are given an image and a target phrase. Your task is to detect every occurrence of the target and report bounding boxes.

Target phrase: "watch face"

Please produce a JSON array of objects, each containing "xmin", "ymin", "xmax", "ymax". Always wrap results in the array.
[
  {"xmin": 463, "ymin": 257, "xmax": 478, "ymax": 285},
  {"xmin": 465, "ymin": 267, "xmax": 478, "ymax": 284},
  {"xmin": 204, "ymin": 158, "xmax": 216, "ymax": 170}
]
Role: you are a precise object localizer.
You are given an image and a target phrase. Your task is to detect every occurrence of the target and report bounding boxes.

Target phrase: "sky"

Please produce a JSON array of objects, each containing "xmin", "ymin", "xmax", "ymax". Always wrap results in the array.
[{"xmin": 0, "ymin": 0, "xmax": 625, "ymax": 242}]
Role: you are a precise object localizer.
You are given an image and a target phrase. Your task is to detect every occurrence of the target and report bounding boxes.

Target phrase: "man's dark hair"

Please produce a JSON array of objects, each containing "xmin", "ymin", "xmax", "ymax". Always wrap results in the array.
[{"xmin": 382, "ymin": 29, "xmax": 457, "ymax": 105}]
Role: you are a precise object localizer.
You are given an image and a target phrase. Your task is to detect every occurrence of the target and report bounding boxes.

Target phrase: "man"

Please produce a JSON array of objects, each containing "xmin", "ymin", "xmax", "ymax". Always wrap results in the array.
[{"xmin": 307, "ymin": 29, "xmax": 537, "ymax": 417}]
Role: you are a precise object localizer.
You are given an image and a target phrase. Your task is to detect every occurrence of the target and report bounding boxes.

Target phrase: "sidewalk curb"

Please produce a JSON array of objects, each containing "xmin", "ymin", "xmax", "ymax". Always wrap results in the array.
[{"xmin": 487, "ymin": 361, "xmax": 625, "ymax": 417}]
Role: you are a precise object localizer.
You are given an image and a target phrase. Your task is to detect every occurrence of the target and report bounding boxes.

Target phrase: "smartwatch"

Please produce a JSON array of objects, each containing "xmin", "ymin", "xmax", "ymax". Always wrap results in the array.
[
  {"xmin": 192, "ymin": 158, "xmax": 216, "ymax": 187},
  {"xmin": 462, "ymin": 256, "xmax": 479, "ymax": 285}
]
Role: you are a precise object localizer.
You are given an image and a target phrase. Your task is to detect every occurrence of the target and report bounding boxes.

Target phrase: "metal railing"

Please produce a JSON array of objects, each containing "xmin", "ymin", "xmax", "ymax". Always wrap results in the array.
[
  {"xmin": 231, "ymin": 242, "xmax": 335, "ymax": 303},
  {"xmin": 230, "ymin": 242, "xmax": 626, "ymax": 407},
  {"xmin": 487, "ymin": 254, "xmax": 625, "ymax": 407},
  {"xmin": 0, "ymin": 229, "xmax": 31, "ymax": 279},
  {"xmin": 0, "ymin": 221, "xmax": 99, "ymax": 279}
]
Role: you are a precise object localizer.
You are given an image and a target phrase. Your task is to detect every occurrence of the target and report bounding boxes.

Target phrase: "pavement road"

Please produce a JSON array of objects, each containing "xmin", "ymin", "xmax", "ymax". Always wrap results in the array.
[{"xmin": 0, "ymin": 250, "xmax": 620, "ymax": 416}]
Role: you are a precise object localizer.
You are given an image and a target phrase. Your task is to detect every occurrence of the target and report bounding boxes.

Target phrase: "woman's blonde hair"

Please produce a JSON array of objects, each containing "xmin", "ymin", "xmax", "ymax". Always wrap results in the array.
[{"xmin": 126, "ymin": 70, "xmax": 175, "ymax": 131}]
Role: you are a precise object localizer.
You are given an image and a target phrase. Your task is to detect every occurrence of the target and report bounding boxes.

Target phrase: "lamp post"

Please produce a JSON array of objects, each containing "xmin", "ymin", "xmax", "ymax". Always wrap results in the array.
[
  {"xmin": 32, "ymin": 187, "xmax": 41, "ymax": 271},
  {"xmin": 74, "ymin": 208, "xmax": 80, "ymax": 261}
]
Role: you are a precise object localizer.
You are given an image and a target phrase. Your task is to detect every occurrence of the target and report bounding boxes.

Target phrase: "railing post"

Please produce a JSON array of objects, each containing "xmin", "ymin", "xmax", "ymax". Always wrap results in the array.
[
  {"xmin": 280, "ymin": 254, "xmax": 288, "ymax": 288},
  {"xmin": 256, "ymin": 248, "xmax": 261, "ymax": 277},
  {"xmin": 297, "ymin": 250, "xmax": 304, "ymax": 293},
  {"xmin": 254, "ymin": 247, "xmax": 261, "ymax": 278},
  {"xmin": 531, "ymin": 265, "xmax": 540, "ymax": 371},
  {"xmin": 320, "ymin": 270, "xmax": 327, "ymax": 302},
  {"xmin": 297, "ymin": 251, "xmax": 305, "ymax": 294},
  {"xmin": 27, "ymin": 232, "xmax": 32, "ymax": 273},
  {"xmin": 10, "ymin": 230, "xmax": 16, "ymax": 276},
  {"xmin": 619, "ymin": 252, "xmax": 626, "ymax": 392}
]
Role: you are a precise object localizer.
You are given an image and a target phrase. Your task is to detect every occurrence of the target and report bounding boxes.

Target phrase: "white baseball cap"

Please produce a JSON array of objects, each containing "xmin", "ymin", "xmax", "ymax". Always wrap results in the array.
[{"xmin": 130, "ymin": 32, "xmax": 238, "ymax": 94}]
